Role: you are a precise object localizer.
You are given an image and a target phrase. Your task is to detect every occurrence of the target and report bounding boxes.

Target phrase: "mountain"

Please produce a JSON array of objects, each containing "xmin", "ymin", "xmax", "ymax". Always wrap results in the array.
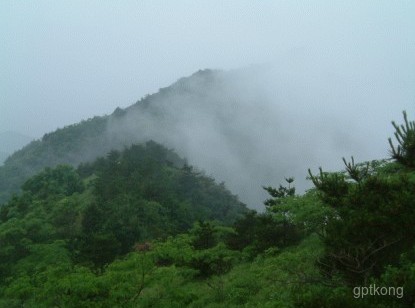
[
  {"xmin": 0, "ymin": 68, "xmax": 356, "ymax": 206},
  {"xmin": 1, "ymin": 69, "xmax": 257, "ymax": 204}
]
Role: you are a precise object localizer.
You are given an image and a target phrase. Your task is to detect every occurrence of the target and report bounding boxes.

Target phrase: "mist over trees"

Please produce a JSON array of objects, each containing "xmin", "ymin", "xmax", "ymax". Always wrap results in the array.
[
  {"xmin": 0, "ymin": 111, "xmax": 414, "ymax": 306},
  {"xmin": 0, "ymin": 67, "xmax": 395, "ymax": 208},
  {"xmin": 2, "ymin": 1, "xmax": 414, "ymax": 305}
]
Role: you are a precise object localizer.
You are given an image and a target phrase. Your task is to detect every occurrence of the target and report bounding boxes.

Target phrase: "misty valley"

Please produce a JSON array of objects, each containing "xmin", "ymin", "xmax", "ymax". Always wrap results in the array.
[{"xmin": 1, "ymin": 70, "xmax": 415, "ymax": 307}]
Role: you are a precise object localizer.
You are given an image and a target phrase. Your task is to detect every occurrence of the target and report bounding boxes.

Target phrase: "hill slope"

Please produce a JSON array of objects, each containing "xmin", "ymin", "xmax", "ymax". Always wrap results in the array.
[
  {"xmin": 0, "ymin": 141, "xmax": 246, "ymax": 273},
  {"xmin": 0, "ymin": 68, "xmax": 361, "ymax": 207},
  {"xmin": 1, "ymin": 112, "xmax": 414, "ymax": 306},
  {"xmin": 2, "ymin": 69, "xmax": 260, "ymax": 204}
]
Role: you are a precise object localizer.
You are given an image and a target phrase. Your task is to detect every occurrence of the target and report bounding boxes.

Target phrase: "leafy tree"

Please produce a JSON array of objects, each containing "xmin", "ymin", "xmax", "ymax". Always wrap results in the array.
[
  {"xmin": 22, "ymin": 165, "xmax": 84, "ymax": 199},
  {"xmin": 227, "ymin": 210, "xmax": 301, "ymax": 257},
  {"xmin": 189, "ymin": 243, "xmax": 238, "ymax": 278},
  {"xmin": 191, "ymin": 221, "xmax": 217, "ymax": 250}
]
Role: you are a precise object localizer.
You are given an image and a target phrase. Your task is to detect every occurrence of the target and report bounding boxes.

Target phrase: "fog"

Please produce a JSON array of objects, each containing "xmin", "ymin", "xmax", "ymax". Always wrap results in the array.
[
  {"xmin": 1, "ymin": 1, "xmax": 415, "ymax": 208},
  {"xmin": 106, "ymin": 62, "xmax": 411, "ymax": 209}
]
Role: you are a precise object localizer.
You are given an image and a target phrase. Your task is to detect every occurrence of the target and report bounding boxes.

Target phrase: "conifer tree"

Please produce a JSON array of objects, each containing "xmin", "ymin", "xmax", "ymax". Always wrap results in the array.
[{"xmin": 389, "ymin": 111, "xmax": 415, "ymax": 168}]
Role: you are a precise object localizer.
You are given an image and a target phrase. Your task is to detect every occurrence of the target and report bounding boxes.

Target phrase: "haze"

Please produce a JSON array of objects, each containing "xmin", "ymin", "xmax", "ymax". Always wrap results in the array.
[{"xmin": 1, "ymin": 1, "xmax": 415, "ymax": 208}]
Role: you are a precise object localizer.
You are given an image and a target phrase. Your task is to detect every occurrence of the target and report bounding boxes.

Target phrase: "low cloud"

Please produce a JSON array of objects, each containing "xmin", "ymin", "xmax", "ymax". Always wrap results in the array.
[{"xmin": 104, "ymin": 57, "xmax": 407, "ymax": 210}]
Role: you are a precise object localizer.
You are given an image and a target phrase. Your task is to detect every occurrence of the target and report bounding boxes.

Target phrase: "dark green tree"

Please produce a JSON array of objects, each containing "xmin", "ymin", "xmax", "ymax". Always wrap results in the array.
[
  {"xmin": 389, "ymin": 111, "xmax": 415, "ymax": 168},
  {"xmin": 308, "ymin": 113, "xmax": 415, "ymax": 285},
  {"xmin": 22, "ymin": 165, "xmax": 84, "ymax": 199},
  {"xmin": 263, "ymin": 177, "xmax": 295, "ymax": 208},
  {"xmin": 262, "ymin": 178, "xmax": 301, "ymax": 248},
  {"xmin": 192, "ymin": 221, "xmax": 217, "ymax": 250}
]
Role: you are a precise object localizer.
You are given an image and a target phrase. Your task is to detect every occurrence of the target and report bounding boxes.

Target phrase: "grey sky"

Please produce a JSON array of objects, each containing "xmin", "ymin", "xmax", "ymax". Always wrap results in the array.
[{"xmin": 1, "ymin": 1, "xmax": 415, "ymax": 139}]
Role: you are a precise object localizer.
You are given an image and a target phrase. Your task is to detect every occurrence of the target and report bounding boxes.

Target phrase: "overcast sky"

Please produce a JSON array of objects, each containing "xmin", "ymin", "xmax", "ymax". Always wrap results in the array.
[{"xmin": 1, "ymin": 1, "xmax": 414, "ymax": 138}]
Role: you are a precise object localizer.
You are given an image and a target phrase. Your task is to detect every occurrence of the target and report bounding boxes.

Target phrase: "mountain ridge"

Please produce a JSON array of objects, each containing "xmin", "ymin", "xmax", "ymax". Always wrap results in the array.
[
  {"xmin": 0, "ymin": 69, "xmax": 226, "ymax": 204},
  {"xmin": 0, "ymin": 67, "xmax": 358, "ymax": 207}
]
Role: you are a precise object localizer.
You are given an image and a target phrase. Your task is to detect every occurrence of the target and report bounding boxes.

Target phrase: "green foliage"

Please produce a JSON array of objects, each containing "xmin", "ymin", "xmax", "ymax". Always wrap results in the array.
[
  {"xmin": 0, "ymin": 116, "xmax": 108, "ymax": 204},
  {"xmin": 308, "ymin": 167, "xmax": 349, "ymax": 206},
  {"xmin": 22, "ymin": 165, "xmax": 84, "ymax": 199},
  {"xmin": 304, "ymin": 112, "xmax": 415, "ymax": 293},
  {"xmin": 371, "ymin": 248, "xmax": 415, "ymax": 306},
  {"xmin": 0, "ymin": 140, "xmax": 248, "ymax": 305},
  {"xmin": 226, "ymin": 209, "xmax": 302, "ymax": 259},
  {"xmin": 227, "ymin": 178, "xmax": 304, "ymax": 259},
  {"xmin": 71, "ymin": 142, "xmax": 246, "ymax": 267},
  {"xmin": 153, "ymin": 234, "xmax": 194, "ymax": 266},
  {"xmin": 191, "ymin": 221, "xmax": 218, "ymax": 250},
  {"xmin": 263, "ymin": 177, "xmax": 295, "ymax": 208},
  {"xmin": 1, "ymin": 112, "xmax": 414, "ymax": 307},
  {"xmin": 389, "ymin": 111, "xmax": 415, "ymax": 168},
  {"xmin": 310, "ymin": 158, "xmax": 415, "ymax": 285},
  {"xmin": 188, "ymin": 243, "xmax": 238, "ymax": 278}
]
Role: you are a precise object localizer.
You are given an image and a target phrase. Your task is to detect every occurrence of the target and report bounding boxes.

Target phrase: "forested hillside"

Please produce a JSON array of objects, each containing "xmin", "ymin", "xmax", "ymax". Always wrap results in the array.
[
  {"xmin": 1, "ymin": 69, "xmax": 252, "ymax": 205},
  {"xmin": 0, "ymin": 113, "xmax": 414, "ymax": 307},
  {"xmin": 0, "ymin": 116, "xmax": 109, "ymax": 204},
  {"xmin": 0, "ymin": 68, "xmax": 362, "ymax": 207},
  {"xmin": 0, "ymin": 141, "xmax": 247, "ymax": 304},
  {"xmin": 0, "ymin": 69, "xmax": 232, "ymax": 204}
]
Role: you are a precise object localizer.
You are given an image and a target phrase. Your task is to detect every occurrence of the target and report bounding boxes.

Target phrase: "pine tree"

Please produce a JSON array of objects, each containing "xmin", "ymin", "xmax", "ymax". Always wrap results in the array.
[{"xmin": 389, "ymin": 111, "xmax": 415, "ymax": 168}]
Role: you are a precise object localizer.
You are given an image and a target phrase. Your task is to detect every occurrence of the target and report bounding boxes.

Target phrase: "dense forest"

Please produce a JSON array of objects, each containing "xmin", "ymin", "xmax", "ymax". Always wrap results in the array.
[
  {"xmin": 0, "ymin": 112, "xmax": 414, "ymax": 307},
  {"xmin": 0, "ymin": 70, "xmax": 225, "ymax": 204},
  {"xmin": 0, "ymin": 116, "xmax": 109, "ymax": 204}
]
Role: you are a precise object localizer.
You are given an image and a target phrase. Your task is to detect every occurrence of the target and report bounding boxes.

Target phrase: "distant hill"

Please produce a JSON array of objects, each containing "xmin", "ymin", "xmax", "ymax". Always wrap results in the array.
[
  {"xmin": 0, "ymin": 116, "xmax": 109, "ymax": 203},
  {"xmin": 0, "ymin": 69, "xmax": 302, "ymax": 205},
  {"xmin": 1, "ymin": 69, "xmax": 256, "ymax": 204},
  {"xmin": 0, "ymin": 68, "xmax": 353, "ymax": 206}
]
